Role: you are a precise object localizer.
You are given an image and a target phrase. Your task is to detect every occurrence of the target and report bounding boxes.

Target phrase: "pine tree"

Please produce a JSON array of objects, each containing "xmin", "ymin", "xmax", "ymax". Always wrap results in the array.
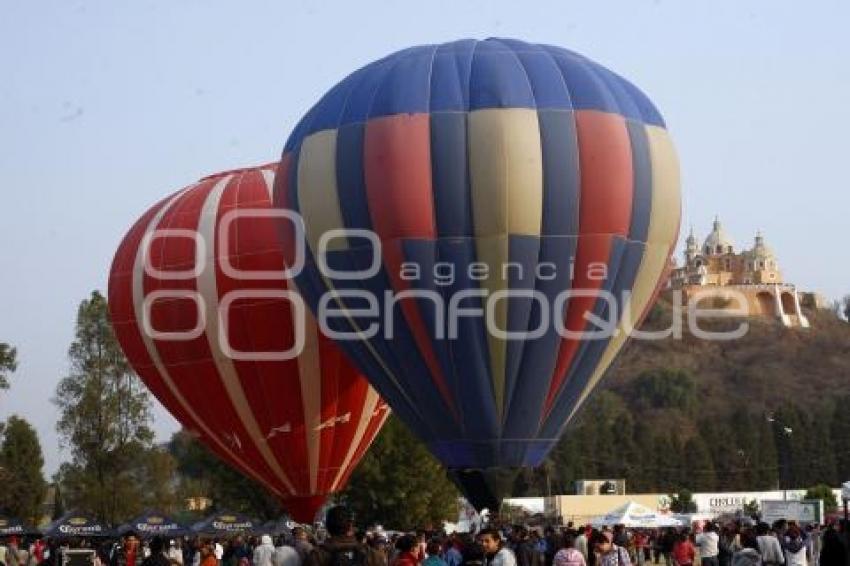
[
  {"xmin": 0, "ymin": 415, "xmax": 47, "ymax": 522},
  {"xmin": 832, "ymin": 395, "xmax": 850, "ymax": 480},
  {"xmin": 731, "ymin": 411, "xmax": 761, "ymax": 490},
  {"xmin": 53, "ymin": 291, "xmax": 154, "ymax": 524},
  {"xmin": 549, "ymin": 430, "xmax": 582, "ymax": 493},
  {"xmin": 804, "ymin": 407, "xmax": 837, "ymax": 486},
  {"xmin": 51, "ymin": 479, "xmax": 65, "ymax": 520},
  {"xmin": 684, "ymin": 434, "xmax": 716, "ymax": 491},
  {"xmin": 755, "ymin": 417, "xmax": 779, "ymax": 490},
  {"xmin": 654, "ymin": 432, "xmax": 678, "ymax": 492},
  {"xmin": 629, "ymin": 421, "xmax": 657, "ymax": 493}
]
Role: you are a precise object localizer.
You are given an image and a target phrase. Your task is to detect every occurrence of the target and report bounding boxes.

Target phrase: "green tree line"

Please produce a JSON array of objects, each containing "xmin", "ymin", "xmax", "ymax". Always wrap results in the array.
[{"xmin": 513, "ymin": 368, "xmax": 850, "ymax": 497}]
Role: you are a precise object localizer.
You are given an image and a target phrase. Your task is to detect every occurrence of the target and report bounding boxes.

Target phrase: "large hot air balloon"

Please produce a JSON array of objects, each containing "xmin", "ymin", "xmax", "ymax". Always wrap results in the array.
[
  {"xmin": 108, "ymin": 163, "xmax": 389, "ymax": 523},
  {"xmin": 274, "ymin": 38, "xmax": 681, "ymax": 510}
]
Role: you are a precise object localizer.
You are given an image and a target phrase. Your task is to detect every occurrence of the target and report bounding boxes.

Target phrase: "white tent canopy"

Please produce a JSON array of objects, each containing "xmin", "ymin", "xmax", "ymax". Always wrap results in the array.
[{"xmin": 591, "ymin": 501, "xmax": 683, "ymax": 528}]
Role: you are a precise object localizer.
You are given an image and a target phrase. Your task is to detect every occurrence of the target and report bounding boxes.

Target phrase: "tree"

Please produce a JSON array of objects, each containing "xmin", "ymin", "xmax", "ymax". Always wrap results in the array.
[
  {"xmin": 684, "ymin": 434, "xmax": 716, "ymax": 492},
  {"xmin": 832, "ymin": 395, "xmax": 850, "ymax": 481},
  {"xmin": 630, "ymin": 369, "xmax": 697, "ymax": 410},
  {"xmin": 743, "ymin": 499, "xmax": 760, "ymax": 518},
  {"xmin": 141, "ymin": 446, "xmax": 181, "ymax": 512},
  {"xmin": 0, "ymin": 342, "xmax": 17, "ymax": 391},
  {"xmin": 668, "ymin": 489, "xmax": 697, "ymax": 513},
  {"xmin": 804, "ymin": 484, "xmax": 838, "ymax": 514},
  {"xmin": 53, "ymin": 291, "xmax": 154, "ymax": 524},
  {"xmin": 0, "ymin": 415, "xmax": 47, "ymax": 523},
  {"xmin": 340, "ymin": 417, "xmax": 459, "ymax": 530},
  {"xmin": 169, "ymin": 430, "xmax": 284, "ymax": 521},
  {"xmin": 51, "ymin": 478, "xmax": 65, "ymax": 520}
]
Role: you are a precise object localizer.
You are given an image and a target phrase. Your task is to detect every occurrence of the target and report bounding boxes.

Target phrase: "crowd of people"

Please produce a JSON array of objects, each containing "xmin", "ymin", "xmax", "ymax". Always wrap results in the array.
[{"xmin": 3, "ymin": 509, "xmax": 850, "ymax": 566}]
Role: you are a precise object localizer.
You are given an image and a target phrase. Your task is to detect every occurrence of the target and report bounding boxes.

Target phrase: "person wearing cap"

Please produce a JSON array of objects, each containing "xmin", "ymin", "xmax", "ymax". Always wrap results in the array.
[{"xmin": 304, "ymin": 506, "xmax": 382, "ymax": 566}]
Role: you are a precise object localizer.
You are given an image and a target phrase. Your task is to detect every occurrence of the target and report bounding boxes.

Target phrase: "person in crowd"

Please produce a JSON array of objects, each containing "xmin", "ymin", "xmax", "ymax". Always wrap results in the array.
[
  {"xmin": 462, "ymin": 535, "xmax": 485, "ymax": 566},
  {"xmin": 253, "ymin": 536, "xmax": 275, "ymax": 566},
  {"xmin": 480, "ymin": 529, "xmax": 517, "ymax": 566},
  {"xmin": 588, "ymin": 530, "xmax": 630, "ymax": 566},
  {"xmin": 112, "ymin": 532, "xmax": 144, "ymax": 566},
  {"xmin": 553, "ymin": 533, "xmax": 586, "ymax": 566},
  {"xmin": 443, "ymin": 536, "xmax": 463, "ymax": 566},
  {"xmin": 293, "ymin": 529, "xmax": 314, "ymax": 565},
  {"xmin": 190, "ymin": 539, "xmax": 202, "ymax": 566},
  {"xmin": 368, "ymin": 536, "xmax": 389, "ymax": 566},
  {"xmin": 544, "ymin": 527, "xmax": 561, "ymax": 566},
  {"xmin": 731, "ymin": 531, "xmax": 762, "ymax": 566},
  {"xmin": 143, "ymin": 537, "xmax": 172, "ymax": 566},
  {"xmin": 782, "ymin": 526, "xmax": 807, "ymax": 566},
  {"xmin": 390, "ymin": 536, "xmax": 419, "ymax": 566},
  {"xmin": 199, "ymin": 542, "xmax": 218, "ymax": 566},
  {"xmin": 719, "ymin": 525, "xmax": 739, "ymax": 566},
  {"xmin": 575, "ymin": 528, "xmax": 589, "ymax": 563},
  {"xmin": 231, "ymin": 537, "xmax": 252, "ymax": 566},
  {"xmin": 272, "ymin": 536, "xmax": 300, "ymax": 566},
  {"xmin": 633, "ymin": 532, "xmax": 648, "ymax": 566},
  {"xmin": 417, "ymin": 535, "xmax": 428, "ymax": 563},
  {"xmin": 30, "ymin": 537, "xmax": 47, "ymax": 565},
  {"xmin": 803, "ymin": 526, "xmax": 819, "ymax": 566},
  {"xmin": 755, "ymin": 523, "xmax": 784, "ymax": 566},
  {"xmin": 659, "ymin": 530, "xmax": 676, "ymax": 566},
  {"xmin": 819, "ymin": 526, "xmax": 846, "ymax": 566},
  {"xmin": 671, "ymin": 532, "xmax": 695, "ymax": 566},
  {"xmin": 514, "ymin": 528, "xmax": 540, "ymax": 566},
  {"xmin": 613, "ymin": 527, "xmax": 629, "ymax": 556},
  {"xmin": 422, "ymin": 541, "xmax": 447, "ymax": 566},
  {"xmin": 649, "ymin": 532, "xmax": 660, "ymax": 565},
  {"xmin": 305, "ymin": 506, "xmax": 381, "ymax": 566},
  {"xmin": 697, "ymin": 523, "xmax": 721, "ymax": 566},
  {"xmin": 167, "ymin": 540, "xmax": 184, "ymax": 566}
]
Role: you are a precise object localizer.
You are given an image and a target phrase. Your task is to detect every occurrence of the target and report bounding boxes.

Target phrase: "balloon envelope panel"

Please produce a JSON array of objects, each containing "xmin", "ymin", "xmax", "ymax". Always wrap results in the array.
[
  {"xmin": 108, "ymin": 164, "xmax": 389, "ymax": 522},
  {"xmin": 275, "ymin": 38, "xmax": 681, "ymax": 507}
]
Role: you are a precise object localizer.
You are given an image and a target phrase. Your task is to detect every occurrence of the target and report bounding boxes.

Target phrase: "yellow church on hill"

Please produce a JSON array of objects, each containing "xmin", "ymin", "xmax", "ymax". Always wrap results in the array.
[{"xmin": 667, "ymin": 216, "xmax": 814, "ymax": 328}]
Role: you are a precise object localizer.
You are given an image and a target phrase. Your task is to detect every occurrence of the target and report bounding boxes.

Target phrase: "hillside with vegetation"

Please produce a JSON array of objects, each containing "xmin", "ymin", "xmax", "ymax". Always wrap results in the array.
[{"xmin": 513, "ymin": 300, "xmax": 850, "ymax": 496}]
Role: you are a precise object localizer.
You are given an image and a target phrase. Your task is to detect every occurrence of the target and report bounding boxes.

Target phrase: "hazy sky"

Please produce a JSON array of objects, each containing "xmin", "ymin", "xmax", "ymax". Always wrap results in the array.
[{"xmin": 2, "ymin": 0, "xmax": 849, "ymax": 476}]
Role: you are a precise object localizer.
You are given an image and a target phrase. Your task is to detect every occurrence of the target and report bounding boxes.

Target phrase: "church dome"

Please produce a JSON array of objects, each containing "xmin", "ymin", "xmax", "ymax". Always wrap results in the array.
[
  {"xmin": 702, "ymin": 216, "xmax": 735, "ymax": 255},
  {"xmin": 752, "ymin": 230, "xmax": 775, "ymax": 258}
]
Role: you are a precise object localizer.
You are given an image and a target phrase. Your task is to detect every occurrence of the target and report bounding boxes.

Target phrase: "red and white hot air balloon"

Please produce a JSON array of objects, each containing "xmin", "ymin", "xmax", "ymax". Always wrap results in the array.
[{"xmin": 108, "ymin": 163, "xmax": 388, "ymax": 523}]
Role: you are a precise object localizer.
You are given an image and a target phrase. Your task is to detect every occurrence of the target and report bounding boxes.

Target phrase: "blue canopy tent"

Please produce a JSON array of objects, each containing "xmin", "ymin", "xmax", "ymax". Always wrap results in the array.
[
  {"xmin": 256, "ymin": 517, "xmax": 294, "ymax": 539},
  {"xmin": 116, "ymin": 511, "xmax": 191, "ymax": 538},
  {"xmin": 191, "ymin": 512, "xmax": 258, "ymax": 536},
  {"xmin": 42, "ymin": 513, "xmax": 111, "ymax": 538},
  {"xmin": 0, "ymin": 516, "xmax": 41, "ymax": 536}
]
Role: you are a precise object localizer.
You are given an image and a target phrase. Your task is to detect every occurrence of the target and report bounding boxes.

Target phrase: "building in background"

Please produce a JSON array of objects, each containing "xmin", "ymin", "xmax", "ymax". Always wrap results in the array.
[{"xmin": 667, "ymin": 216, "xmax": 814, "ymax": 328}]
